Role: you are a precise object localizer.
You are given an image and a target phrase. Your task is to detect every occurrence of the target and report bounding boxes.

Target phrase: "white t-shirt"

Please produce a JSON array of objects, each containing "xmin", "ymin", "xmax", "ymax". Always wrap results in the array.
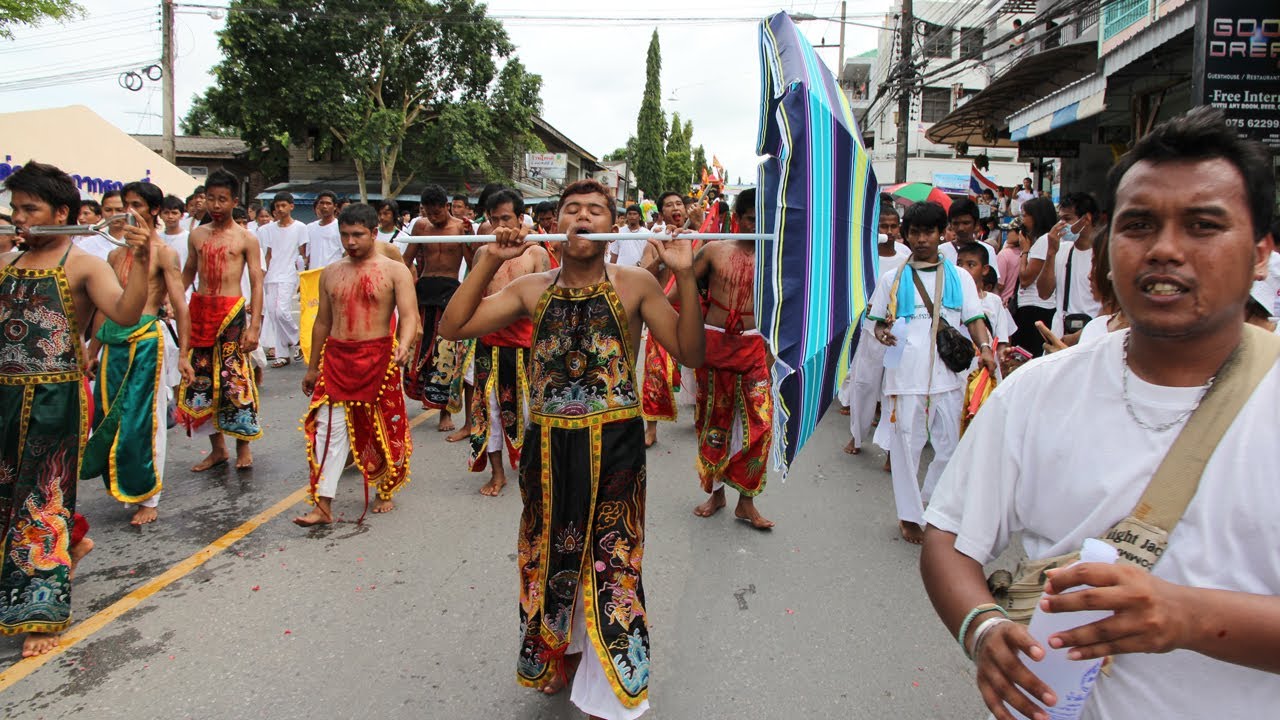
[
  {"xmin": 977, "ymin": 291, "xmax": 1015, "ymax": 344},
  {"xmin": 1016, "ymin": 234, "xmax": 1058, "ymax": 310},
  {"xmin": 609, "ymin": 225, "xmax": 648, "ymax": 267},
  {"xmin": 1050, "ymin": 241, "xmax": 1102, "ymax": 336},
  {"xmin": 307, "ymin": 219, "xmax": 343, "ymax": 268},
  {"xmin": 924, "ymin": 330, "xmax": 1280, "ymax": 720},
  {"xmin": 1015, "ymin": 188, "xmax": 1036, "ymax": 205},
  {"xmin": 866, "ymin": 263, "xmax": 984, "ymax": 395},
  {"xmin": 940, "ymin": 240, "xmax": 1003, "ymax": 283},
  {"xmin": 875, "ymin": 242, "xmax": 912, "ymax": 280},
  {"xmin": 258, "ymin": 220, "xmax": 308, "ymax": 285},
  {"xmin": 1078, "ymin": 313, "xmax": 1111, "ymax": 345},
  {"xmin": 161, "ymin": 229, "xmax": 189, "ymax": 270},
  {"xmin": 75, "ymin": 235, "xmax": 116, "ymax": 262},
  {"xmin": 377, "ymin": 227, "xmax": 407, "ymax": 253}
]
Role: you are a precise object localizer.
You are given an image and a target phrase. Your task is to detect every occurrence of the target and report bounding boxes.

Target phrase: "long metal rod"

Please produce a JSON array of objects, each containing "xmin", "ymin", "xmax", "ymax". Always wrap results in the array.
[
  {"xmin": 0, "ymin": 215, "xmax": 134, "ymax": 246},
  {"xmin": 399, "ymin": 232, "xmax": 773, "ymax": 245}
]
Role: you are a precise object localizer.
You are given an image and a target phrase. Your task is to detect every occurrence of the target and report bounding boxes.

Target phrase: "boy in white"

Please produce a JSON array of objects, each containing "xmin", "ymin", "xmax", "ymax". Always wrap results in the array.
[
  {"xmin": 258, "ymin": 191, "xmax": 308, "ymax": 366},
  {"xmin": 866, "ymin": 201, "xmax": 995, "ymax": 545},
  {"xmin": 159, "ymin": 194, "xmax": 189, "ymax": 270},
  {"xmin": 841, "ymin": 199, "xmax": 911, "ymax": 454},
  {"xmin": 609, "ymin": 204, "xmax": 649, "ymax": 266},
  {"xmin": 306, "ymin": 191, "xmax": 342, "ymax": 269},
  {"xmin": 954, "ymin": 243, "xmax": 1016, "ymax": 367},
  {"xmin": 920, "ymin": 108, "xmax": 1280, "ymax": 720}
]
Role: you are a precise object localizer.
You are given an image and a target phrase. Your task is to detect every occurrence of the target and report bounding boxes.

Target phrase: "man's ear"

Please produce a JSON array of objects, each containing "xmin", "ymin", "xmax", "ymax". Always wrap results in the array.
[{"xmin": 1253, "ymin": 232, "xmax": 1275, "ymax": 281}]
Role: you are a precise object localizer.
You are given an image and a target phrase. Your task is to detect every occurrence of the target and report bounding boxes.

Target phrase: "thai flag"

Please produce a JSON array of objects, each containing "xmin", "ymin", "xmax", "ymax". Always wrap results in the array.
[{"xmin": 969, "ymin": 164, "xmax": 1000, "ymax": 197}]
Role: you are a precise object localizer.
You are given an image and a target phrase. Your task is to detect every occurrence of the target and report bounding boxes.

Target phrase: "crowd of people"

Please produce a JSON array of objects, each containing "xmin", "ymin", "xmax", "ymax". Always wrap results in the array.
[{"xmin": 1, "ymin": 106, "xmax": 1278, "ymax": 719}]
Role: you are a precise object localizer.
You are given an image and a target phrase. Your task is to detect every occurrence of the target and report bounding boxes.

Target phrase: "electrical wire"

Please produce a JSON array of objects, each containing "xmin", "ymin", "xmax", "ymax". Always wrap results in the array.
[{"xmin": 0, "ymin": 59, "xmax": 160, "ymax": 93}]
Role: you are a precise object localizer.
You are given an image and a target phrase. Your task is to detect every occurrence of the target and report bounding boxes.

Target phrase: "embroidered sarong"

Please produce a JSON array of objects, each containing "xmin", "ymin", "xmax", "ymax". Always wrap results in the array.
[
  {"xmin": 0, "ymin": 254, "xmax": 88, "ymax": 635},
  {"xmin": 694, "ymin": 327, "xmax": 772, "ymax": 496},
  {"xmin": 640, "ymin": 275, "xmax": 680, "ymax": 422},
  {"xmin": 405, "ymin": 275, "xmax": 466, "ymax": 412},
  {"xmin": 178, "ymin": 294, "xmax": 262, "ymax": 440},
  {"xmin": 81, "ymin": 316, "xmax": 164, "ymax": 502},
  {"xmin": 517, "ymin": 275, "xmax": 650, "ymax": 709},
  {"xmin": 304, "ymin": 336, "xmax": 411, "ymax": 503},
  {"xmin": 469, "ymin": 319, "xmax": 531, "ymax": 471}
]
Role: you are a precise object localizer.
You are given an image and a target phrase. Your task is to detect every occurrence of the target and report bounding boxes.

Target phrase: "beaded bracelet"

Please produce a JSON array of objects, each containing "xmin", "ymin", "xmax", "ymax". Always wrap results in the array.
[{"xmin": 957, "ymin": 603, "xmax": 1009, "ymax": 658}]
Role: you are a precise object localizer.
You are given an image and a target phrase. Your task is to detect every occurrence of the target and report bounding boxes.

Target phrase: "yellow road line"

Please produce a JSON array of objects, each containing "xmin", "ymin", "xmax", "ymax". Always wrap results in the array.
[
  {"xmin": 0, "ymin": 406, "xmax": 438, "ymax": 692},
  {"xmin": 409, "ymin": 407, "xmax": 439, "ymax": 428}
]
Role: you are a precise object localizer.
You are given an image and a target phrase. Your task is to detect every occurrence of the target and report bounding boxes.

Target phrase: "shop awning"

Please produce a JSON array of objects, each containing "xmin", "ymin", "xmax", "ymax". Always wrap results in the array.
[
  {"xmin": 1008, "ymin": 73, "xmax": 1107, "ymax": 141},
  {"xmin": 925, "ymin": 43, "xmax": 1097, "ymax": 148}
]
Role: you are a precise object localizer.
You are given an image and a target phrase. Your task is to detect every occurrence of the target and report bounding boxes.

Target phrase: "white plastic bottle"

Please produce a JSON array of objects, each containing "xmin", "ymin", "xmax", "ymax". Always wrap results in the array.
[{"xmin": 1012, "ymin": 538, "xmax": 1119, "ymax": 720}]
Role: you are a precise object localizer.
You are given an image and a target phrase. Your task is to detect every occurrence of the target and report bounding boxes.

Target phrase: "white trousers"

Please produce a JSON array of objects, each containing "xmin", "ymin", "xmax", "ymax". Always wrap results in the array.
[
  {"xmin": 486, "ymin": 384, "xmax": 502, "ymax": 453},
  {"xmin": 842, "ymin": 323, "xmax": 889, "ymax": 449},
  {"xmin": 882, "ymin": 390, "xmax": 962, "ymax": 526},
  {"xmin": 567, "ymin": 585, "xmax": 650, "ymax": 720},
  {"xmin": 311, "ymin": 403, "xmax": 350, "ymax": 499},
  {"xmin": 261, "ymin": 281, "xmax": 299, "ymax": 353}
]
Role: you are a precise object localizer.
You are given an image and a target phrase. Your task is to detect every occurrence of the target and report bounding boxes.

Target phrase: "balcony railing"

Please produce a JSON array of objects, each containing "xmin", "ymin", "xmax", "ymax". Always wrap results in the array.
[{"xmin": 1102, "ymin": 0, "xmax": 1148, "ymax": 40}]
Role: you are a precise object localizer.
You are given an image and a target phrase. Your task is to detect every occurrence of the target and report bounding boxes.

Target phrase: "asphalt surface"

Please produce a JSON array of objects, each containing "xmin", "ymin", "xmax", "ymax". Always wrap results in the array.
[{"xmin": 1, "ymin": 360, "xmax": 991, "ymax": 719}]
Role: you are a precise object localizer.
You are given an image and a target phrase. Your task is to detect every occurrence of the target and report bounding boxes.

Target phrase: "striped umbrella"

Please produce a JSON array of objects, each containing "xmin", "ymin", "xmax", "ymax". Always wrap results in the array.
[
  {"xmin": 756, "ymin": 12, "xmax": 879, "ymax": 473},
  {"xmin": 883, "ymin": 181, "xmax": 953, "ymax": 211}
]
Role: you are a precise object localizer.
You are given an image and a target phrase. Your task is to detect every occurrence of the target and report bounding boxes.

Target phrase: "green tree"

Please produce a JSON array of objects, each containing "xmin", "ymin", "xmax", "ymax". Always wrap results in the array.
[
  {"xmin": 662, "ymin": 113, "xmax": 692, "ymax": 194},
  {"xmin": 633, "ymin": 29, "xmax": 665, "ymax": 200},
  {"xmin": 0, "ymin": 0, "xmax": 81, "ymax": 38},
  {"xmin": 191, "ymin": 0, "xmax": 541, "ymax": 200},
  {"xmin": 691, "ymin": 144, "xmax": 707, "ymax": 185}
]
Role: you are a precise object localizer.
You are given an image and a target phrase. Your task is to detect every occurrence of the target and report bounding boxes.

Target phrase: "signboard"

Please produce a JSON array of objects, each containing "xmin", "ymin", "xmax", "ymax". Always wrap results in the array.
[
  {"xmin": 525, "ymin": 152, "xmax": 567, "ymax": 181},
  {"xmin": 931, "ymin": 172, "xmax": 970, "ymax": 195},
  {"xmin": 1195, "ymin": 0, "xmax": 1280, "ymax": 149},
  {"xmin": 1017, "ymin": 138, "xmax": 1080, "ymax": 160},
  {"xmin": 593, "ymin": 170, "xmax": 619, "ymax": 194}
]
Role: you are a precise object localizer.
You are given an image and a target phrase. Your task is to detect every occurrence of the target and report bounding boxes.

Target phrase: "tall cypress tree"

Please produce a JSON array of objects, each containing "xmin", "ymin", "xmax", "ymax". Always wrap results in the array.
[
  {"xmin": 692, "ymin": 144, "xmax": 707, "ymax": 184},
  {"xmin": 663, "ymin": 113, "xmax": 693, "ymax": 194},
  {"xmin": 634, "ymin": 30, "xmax": 665, "ymax": 200}
]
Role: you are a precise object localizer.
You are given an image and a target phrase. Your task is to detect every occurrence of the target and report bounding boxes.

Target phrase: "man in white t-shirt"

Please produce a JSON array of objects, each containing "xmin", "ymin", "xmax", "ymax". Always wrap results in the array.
[
  {"xmin": 159, "ymin": 194, "xmax": 189, "ymax": 270},
  {"xmin": 921, "ymin": 107, "xmax": 1280, "ymax": 720},
  {"xmin": 375, "ymin": 199, "xmax": 406, "ymax": 252},
  {"xmin": 306, "ymin": 190, "xmax": 342, "ymax": 269},
  {"xmin": 941, "ymin": 197, "xmax": 1003, "ymax": 287},
  {"xmin": 609, "ymin": 204, "xmax": 648, "ymax": 266},
  {"xmin": 72, "ymin": 197, "xmax": 116, "ymax": 261},
  {"xmin": 1036, "ymin": 192, "xmax": 1104, "ymax": 340},
  {"xmin": 257, "ymin": 192, "xmax": 308, "ymax": 366},
  {"xmin": 866, "ymin": 201, "xmax": 996, "ymax": 544}
]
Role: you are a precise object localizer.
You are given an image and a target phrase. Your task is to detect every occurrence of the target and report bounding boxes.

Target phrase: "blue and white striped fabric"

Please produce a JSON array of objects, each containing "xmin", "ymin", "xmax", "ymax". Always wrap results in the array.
[{"xmin": 756, "ymin": 12, "xmax": 879, "ymax": 473}]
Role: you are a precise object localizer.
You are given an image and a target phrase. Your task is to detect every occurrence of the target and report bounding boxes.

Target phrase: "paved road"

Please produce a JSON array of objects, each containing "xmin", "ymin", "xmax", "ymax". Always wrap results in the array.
[{"xmin": 1, "ymin": 362, "xmax": 989, "ymax": 719}]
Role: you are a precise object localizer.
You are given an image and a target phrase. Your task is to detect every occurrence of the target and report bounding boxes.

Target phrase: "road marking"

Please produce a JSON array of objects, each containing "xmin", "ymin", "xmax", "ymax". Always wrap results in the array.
[
  {"xmin": 0, "ymin": 406, "xmax": 438, "ymax": 692},
  {"xmin": 409, "ymin": 407, "xmax": 439, "ymax": 428}
]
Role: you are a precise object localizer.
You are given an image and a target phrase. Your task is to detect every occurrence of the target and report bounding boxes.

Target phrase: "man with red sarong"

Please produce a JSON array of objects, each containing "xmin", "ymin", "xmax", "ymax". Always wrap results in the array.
[
  {"xmin": 178, "ymin": 170, "xmax": 265, "ymax": 470},
  {"xmin": 1, "ymin": 161, "xmax": 152, "ymax": 656},
  {"xmin": 688, "ymin": 189, "xmax": 774, "ymax": 530},
  {"xmin": 467, "ymin": 189, "xmax": 549, "ymax": 497},
  {"xmin": 294, "ymin": 204, "xmax": 417, "ymax": 526},
  {"xmin": 638, "ymin": 191, "xmax": 688, "ymax": 447}
]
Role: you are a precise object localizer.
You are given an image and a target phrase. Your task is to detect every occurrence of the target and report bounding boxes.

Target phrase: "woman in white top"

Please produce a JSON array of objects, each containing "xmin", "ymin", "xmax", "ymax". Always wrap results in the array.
[{"xmin": 1010, "ymin": 197, "xmax": 1061, "ymax": 357}]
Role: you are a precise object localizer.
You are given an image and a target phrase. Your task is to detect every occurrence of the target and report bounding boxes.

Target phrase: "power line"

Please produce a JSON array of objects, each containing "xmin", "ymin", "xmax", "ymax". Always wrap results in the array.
[{"xmin": 0, "ymin": 59, "xmax": 161, "ymax": 93}]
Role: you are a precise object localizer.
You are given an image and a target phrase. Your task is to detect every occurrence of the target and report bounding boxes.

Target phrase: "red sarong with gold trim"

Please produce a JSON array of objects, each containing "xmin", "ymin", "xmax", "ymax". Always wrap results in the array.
[
  {"xmin": 178, "ymin": 294, "xmax": 261, "ymax": 439},
  {"xmin": 694, "ymin": 327, "xmax": 772, "ymax": 496},
  {"xmin": 303, "ymin": 336, "xmax": 411, "ymax": 503},
  {"xmin": 641, "ymin": 277, "xmax": 680, "ymax": 422},
  {"xmin": 468, "ymin": 318, "xmax": 532, "ymax": 471}
]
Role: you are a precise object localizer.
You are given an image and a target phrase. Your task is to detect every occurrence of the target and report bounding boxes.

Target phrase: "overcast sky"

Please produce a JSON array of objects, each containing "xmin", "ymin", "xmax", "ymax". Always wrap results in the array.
[{"xmin": 2, "ymin": 0, "xmax": 887, "ymax": 186}]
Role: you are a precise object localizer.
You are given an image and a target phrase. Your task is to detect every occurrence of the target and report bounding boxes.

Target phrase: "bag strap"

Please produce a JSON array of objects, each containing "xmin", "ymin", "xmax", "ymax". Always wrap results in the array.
[
  {"xmin": 1131, "ymin": 324, "xmax": 1280, "ymax": 531},
  {"xmin": 1061, "ymin": 245, "xmax": 1075, "ymax": 313},
  {"xmin": 911, "ymin": 266, "xmax": 946, "ymax": 401}
]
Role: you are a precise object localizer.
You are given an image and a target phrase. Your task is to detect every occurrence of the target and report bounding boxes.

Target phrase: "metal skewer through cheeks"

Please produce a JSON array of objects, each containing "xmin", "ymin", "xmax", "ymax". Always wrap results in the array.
[
  {"xmin": 399, "ymin": 232, "xmax": 773, "ymax": 245},
  {"xmin": 0, "ymin": 214, "xmax": 137, "ymax": 248}
]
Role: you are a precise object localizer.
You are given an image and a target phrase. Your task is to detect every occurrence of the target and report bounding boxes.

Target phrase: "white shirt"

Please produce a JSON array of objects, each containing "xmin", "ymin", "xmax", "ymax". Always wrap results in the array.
[
  {"xmin": 867, "ymin": 263, "xmax": 984, "ymax": 395},
  {"xmin": 609, "ymin": 225, "xmax": 648, "ymax": 267},
  {"xmin": 1049, "ymin": 241, "xmax": 1102, "ymax": 336},
  {"xmin": 1015, "ymin": 188, "xmax": 1036, "ymax": 204},
  {"xmin": 977, "ymin": 291, "xmax": 1015, "ymax": 344},
  {"xmin": 875, "ymin": 242, "xmax": 912, "ymax": 280},
  {"xmin": 1078, "ymin": 313, "xmax": 1112, "ymax": 345},
  {"xmin": 377, "ymin": 227, "xmax": 406, "ymax": 253},
  {"xmin": 161, "ymin": 229, "xmax": 189, "ymax": 270},
  {"xmin": 1017, "ymin": 234, "xmax": 1058, "ymax": 310},
  {"xmin": 258, "ymin": 220, "xmax": 308, "ymax": 285},
  {"xmin": 75, "ymin": 234, "xmax": 116, "ymax": 262},
  {"xmin": 924, "ymin": 330, "xmax": 1280, "ymax": 720},
  {"xmin": 307, "ymin": 219, "xmax": 343, "ymax": 268},
  {"xmin": 940, "ymin": 240, "xmax": 1003, "ymax": 282}
]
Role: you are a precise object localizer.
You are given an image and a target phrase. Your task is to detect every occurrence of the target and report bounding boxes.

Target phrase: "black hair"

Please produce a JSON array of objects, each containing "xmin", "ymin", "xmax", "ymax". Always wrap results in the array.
[
  {"xmin": 556, "ymin": 179, "xmax": 618, "ymax": 221},
  {"xmin": 192, "ymin": 184, "xmax": 206, "ymax": 194},
  {"xmin": 878, "ymin": 193, "xmax": 900, "ymax": 218},
  {"xmin": 657, "ymin": 191, "xmax": 682, "ymax": 209},
  {"xmin": 901, "ymin": 201, "xmax": 949, "ymax": 234},
  {"xmin": 1107, "ymin": 107, "xmax": 1274, "ymax": 238},
  {"xmin": 626, "ymin": 204, "xmax": 643, "ymax": 215},
  {"xmin": 981, "ymin": 188, "xmax": 995, "ymax": 198},
  {"xmin": 232, "ymin": 207, "xmax": 248, "ymax": 221},
  {"xmin": 205, "ymin": 169, "xmax": 239, "ymax": 198},
  {"xmin": 377, "ymin": 198, "xmax": 399, "ymax": 217},
  {"xmin": 476, "ymin": 183, "xmax": 505, "ymax": 214},
  {"xmin": 339, "ymin": 203, "xmax": 379, "ymax": 231},
  {"xmin": 486, "ymin": 188, "xmax": 525, "ymax": 217},
  {"xmin": 121, "ymin": 181, "xmax": 164, "ymax": 212},
  {"xmin": 956, "ymin": 241, "xmax": 990, "ymax": 266},
  {"xmin": 420, "ymin": 184, "xmax": 448, "ymax": 208},
  {"xmin": 734, "ymin": 188, "xmax": 756, "ymax": 218},
  {"xmin": 101, "ymin": 189, "xmax": 122, "ymax": 204},
  {"xmin": 161, "ymin": 194, "xmax": 185, "ymax": 213},
  {"xmin": 272, "ymin": 191, "xmax": 295, "ymax": 208},
  {"xmin": 982, "ymin": 265, "xmax": 998, "ymax": 291},
  {"xmin": 452, "ymin": 193, "xmax": 469, "ymax": 207},
  {"xmin": 1020, "ymin": 196, "xmax": 1058, "ymax": 237},
  {"xmin": 315, "ymin": 190, "xmax": 337, "ymax": 204},
  {"xmin": 1059, "ymin": 192, "xmax": 1100, "ymax": 223},
  {"xmin": 3, "ymin": 161, "xmax": 80, "ymax": 224},
  {"xmin": 534, "ymin": 200, "xmax": 556, "ymax": 217},
  {"xmin": 80, "ymin": 199, "xmax": 102, "ymax": 217},
  {"xmin": 948, "ymin": 197, "xmax": 981, "ymax": 223}
]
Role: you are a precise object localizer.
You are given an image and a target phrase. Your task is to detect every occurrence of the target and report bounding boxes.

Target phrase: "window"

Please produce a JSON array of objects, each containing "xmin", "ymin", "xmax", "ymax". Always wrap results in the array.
[
  {"xmin": 921, "ymin": 87, "xmax": 951, "ymax": 123},
  {"xmin": 959, "ymin": 27, "xmax": 985, "ymax": 58},
  {"xmin": 921, "ymin": 22, "xmax": 953, "ymax": 58}
]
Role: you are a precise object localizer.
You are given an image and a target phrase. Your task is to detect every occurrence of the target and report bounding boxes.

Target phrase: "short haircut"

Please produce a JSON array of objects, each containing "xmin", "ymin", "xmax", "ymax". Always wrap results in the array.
[
  {"xmin": 101, "ymin": 189, "xmax": 122, "ymax": 204},
  {"xmin": 193, "ymin": 185, "xmax": 206, "ymax": 194},
  {"xmin": 232, "ymin": 207, "xmax": 248, "ymax": 221},
  {"xmin": 901, "ymin": 201, "xmax": 948, "ymax": 234},
  {"xmin": 272, "ymin": 191, "xmax": 295, "ymax": 207},
  {"xmin": 878, "ymin": 193, "xmax": 900, "ymax": 218},
  {"xmin": 1021, "ymin": 196, "xmax": 1058, "ymax": 237},
  {"xmin": 80, "ymin": 199, "xmax": 102, "ymax": 216},
  {"xmin": 948, "ymin": 197, "xmax": 981, "ymax": 223},
  {"xmin": 121, "ymin": 181, "xmax": 164, "ymax": 212},
  {"xmin": 205, "ymin": 169, "xmax": 239, "ymax": 197},
  {"xmin": 682, "ymin": 195, "xmax": 697, "ymax": 206},
  {"xmin": 1091, "ymin": 228, "xmax": 1115, "ymax": 309},
  {"xmin": 1060, "ymin": 192, "xmax": 1100, "ymax": 222},
  {"xmin": 377, "ymin": 198, "xmax": 399, "ymax": 217},
  {"xmin": 452, "ymin": 193, "xmax": 469, "ymax": 207},
  {"xmin": 486, "ymin": 188, "xmax": 525, "ymax": 217},
  {"xmin": 981, "ymin": 188, "xmax": 995, "ymax": 198},
  {"xmin": 982, "ymin": 265, "xmax": 998, "ymax": 290},
  {"xmin": 4, "ymin": 161, "xmax": 80, "ymax": 223},
  {"xmin": 956, "ymin": 242, "xmax": 990, "ymax": 266},
  {"xmin": 534, "ymin": 200, "xmax": 556, "ymax": 217},
  {"xmin": 477, "ymin": 183, "xmax": 505, "ymax": 213},
  {"xmin": 557, "ymin": 179, "xmax": 618, "ymax": 221},
  {"xmin": 420, "ymin": 184, "xmax": 448, "ymax": 208},
  {"xmin": 1106, "ymin": 107, "xmax": 1274, "ymax": 238},
  {"xmin": 315, "ymin": 190, "xmax": 337, "ymax": 204},
  {"xmin": 626, "ymin": 204, "xmax": 643, "ymax": 215},
  {"xmin": 734, "ymin": 188, "xmax": 756, "ymax": 218},
  {"xmin": 657, "ymin": 191, "xmax": 683, "ymax": 209},
  {"xmin": 161, "ymin": 194, "xmax": 185, "ymax": 212},
  {"xmin": 339, "ymin": 203, "xmax": 379, "ymax": 231}
]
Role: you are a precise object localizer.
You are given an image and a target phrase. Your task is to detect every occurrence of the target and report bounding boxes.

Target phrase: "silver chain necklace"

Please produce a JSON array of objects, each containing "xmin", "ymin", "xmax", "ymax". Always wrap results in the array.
[{"xmin": 1121, "ymin": 335, "xmax": 1217, "ymax": 433}]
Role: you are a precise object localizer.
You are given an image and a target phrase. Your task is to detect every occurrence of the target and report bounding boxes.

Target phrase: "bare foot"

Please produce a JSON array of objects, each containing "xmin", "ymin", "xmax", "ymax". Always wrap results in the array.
[
  {"xmin": 372, "ymin": 497, "xmax": 395, "ymax": 514},
  {"xmin": 882, "ymin": 451, "xmax": 892, "ymax": 473},
  {"xmin": 899, "ymin": 521, "xmax": 925, "ymax": 545},
  {"xmin": 838, "ymin": 404, "xmax": 850, "ymax": 416},
  {"xmin": 191, "ymin": 452, "xmax": 228, "ymax": 472},
  {"xmin": 22, "ymin": 633, "xmax": 59, "ymax": 657},
  {"xmin": 644, "ymin": 422, "xmax": 657, "ymax": 448},
  {"xmin": 843, "ymin": 438, "xmax": 861, "ymax": 455},
  {"xmin": 693, "ymin": 488, "xmax": 726, "ymax": 517},
  {"xmin": 480, "ymin": 475, "xmax": 506, "ymax": 497},
  {"xmin": 235, "ymin": 442, "xmax": 253, "ymax": 470},
  {"xmin": 69, "ymin": 536, "xmax": 94, "ymax": 579},
  {"xmin": 130, "ymin": 506, "xmax": 158, "ymax": 526},
  {"xmin": 293, "ymin": 502, "xmax": 333, "ymax": 527},
  {"xmin": 541, "ymin": 652, "xmax": 581, "ymax": 695},
  {"xmin": 445, "ymin": 425, "xmax": 471, "ymax": 443},
  {"xmin": 437, "ymin": 412, "xmax": 456, "ymax": 433},
  {"xmin": 734, "ymin": 497, "xmax": 775, "ymax": 530}
]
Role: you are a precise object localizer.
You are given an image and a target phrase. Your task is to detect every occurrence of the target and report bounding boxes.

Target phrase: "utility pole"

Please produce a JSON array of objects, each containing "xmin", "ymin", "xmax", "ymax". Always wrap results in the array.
[
  {"xmin": 838, "ymin": 1, "xmax": 847, "ymax": 69},
  {"xmin": 894, "ymin": 0, "xmax": 913, "ymax": 183},
  {"xmin": 161, "ymin": 0, "xmax": 176, "ymax": 164}
]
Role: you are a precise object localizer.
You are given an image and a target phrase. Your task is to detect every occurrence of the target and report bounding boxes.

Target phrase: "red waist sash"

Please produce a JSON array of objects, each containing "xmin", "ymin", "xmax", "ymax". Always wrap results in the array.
[
  {"xmin": 318, "ymin": 336, "xmax": 394, "ymax": 403},
  {"xmin": 481, "ymin": 317, "xmax": 533, "ymax": 348},
  {"xmin": 704, "ymin": 329, "xmax": 767, "ymax": 375},
  {"xmin": 189, "ymin": 294, "xmax": 244, "ymax": 347}
]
